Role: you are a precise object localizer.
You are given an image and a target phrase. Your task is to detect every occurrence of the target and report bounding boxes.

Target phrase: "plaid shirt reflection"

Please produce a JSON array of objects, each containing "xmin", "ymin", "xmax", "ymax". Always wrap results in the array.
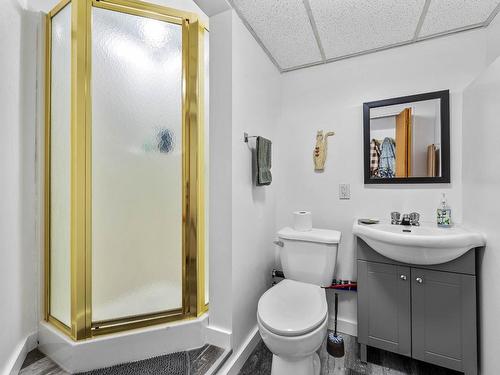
[{"xmin": 370, "ymin": 139, "xmax": 381, "ymax": 177}]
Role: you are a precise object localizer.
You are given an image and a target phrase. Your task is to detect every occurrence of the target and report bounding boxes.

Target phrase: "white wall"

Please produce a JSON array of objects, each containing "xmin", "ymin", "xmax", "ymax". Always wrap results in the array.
[
  {"xmin": 462, "ymin": 56, "xmax": 500, "ymax": 375},
  {"xmin": 275, "ymin": 28, "xmax": 492, "ymax": 330},
  {"xmin": 210, "ymin": 8, "xmax": 281, "ymax": 372},
  {"xmin": 208, "ymin": 10, "xmax": 233, "ymax": 334},
  {"xmin": 0, "ymin": 0, "xmax": 39, "ymax": 373},
  {"xmin": 230, "ymin": 9, "xmax": 280, "ymax": 350}
]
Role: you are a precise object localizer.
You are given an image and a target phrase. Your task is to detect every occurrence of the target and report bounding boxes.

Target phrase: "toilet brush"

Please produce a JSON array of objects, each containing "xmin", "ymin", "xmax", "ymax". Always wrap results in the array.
[{"xmin": 327, "ymin": 293, "xmax": 345, "ymax": 358}]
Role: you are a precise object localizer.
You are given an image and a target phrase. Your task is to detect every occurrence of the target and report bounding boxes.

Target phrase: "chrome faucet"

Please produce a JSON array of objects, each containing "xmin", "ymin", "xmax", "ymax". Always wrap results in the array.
[{"xmin": 391, "ymin": 212, "xmax": 420, "ymax": 226}]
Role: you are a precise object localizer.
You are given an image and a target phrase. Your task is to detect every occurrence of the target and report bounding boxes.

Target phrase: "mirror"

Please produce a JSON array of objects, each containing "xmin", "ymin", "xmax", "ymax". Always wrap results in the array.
[{"xmin": 363, "ymin": 90, "xmax": 450, "ymax": 184}]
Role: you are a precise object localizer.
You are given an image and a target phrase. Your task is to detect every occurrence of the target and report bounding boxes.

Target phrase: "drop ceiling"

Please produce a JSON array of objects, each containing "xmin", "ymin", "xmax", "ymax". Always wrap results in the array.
[{"xmin": 227, "ymin": 0, "xmax": 500, "ymax": 73}]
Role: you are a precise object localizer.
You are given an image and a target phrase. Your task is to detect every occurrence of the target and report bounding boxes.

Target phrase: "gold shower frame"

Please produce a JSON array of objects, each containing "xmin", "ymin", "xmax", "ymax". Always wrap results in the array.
[{"xmin": 44, "ymin": 0, "xmax": 207, "ymax": 340}]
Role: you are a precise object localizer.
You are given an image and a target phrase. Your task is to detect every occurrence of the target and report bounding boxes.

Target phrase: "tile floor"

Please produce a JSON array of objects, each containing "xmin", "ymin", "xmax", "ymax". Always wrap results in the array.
[{"xmin": 239, "ymin": 331, "xmax": 463, "ymax": 375}]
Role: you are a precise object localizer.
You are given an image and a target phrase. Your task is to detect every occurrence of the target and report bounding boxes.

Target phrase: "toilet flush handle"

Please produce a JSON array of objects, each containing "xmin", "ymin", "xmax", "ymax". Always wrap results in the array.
[{"xmin": 273, "ymin": 240, "xmax": 284, "ymax": 247}]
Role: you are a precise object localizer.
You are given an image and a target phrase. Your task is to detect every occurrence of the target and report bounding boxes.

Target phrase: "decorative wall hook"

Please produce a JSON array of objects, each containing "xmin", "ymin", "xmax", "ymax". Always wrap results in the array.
[{"xmin": 313, "ymin": 130, "xmax": 335, "ymax": 171}]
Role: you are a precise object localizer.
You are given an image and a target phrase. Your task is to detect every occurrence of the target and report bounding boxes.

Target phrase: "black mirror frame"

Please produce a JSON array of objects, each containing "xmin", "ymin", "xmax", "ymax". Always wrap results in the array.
[{"xmin": 363, "ymin": 90, "xmax": 450, "ymax": 184}]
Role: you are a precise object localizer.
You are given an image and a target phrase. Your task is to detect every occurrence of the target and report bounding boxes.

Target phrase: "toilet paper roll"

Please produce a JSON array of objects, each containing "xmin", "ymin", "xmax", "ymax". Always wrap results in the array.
[{"xmin": 293, "ymin": 211, "xmax": 312, "ymax": 231}]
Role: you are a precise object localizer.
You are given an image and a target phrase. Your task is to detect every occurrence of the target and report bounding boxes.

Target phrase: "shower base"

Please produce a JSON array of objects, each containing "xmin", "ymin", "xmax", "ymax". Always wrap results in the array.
[
  {"xmin": 38, "ymin": 314, "xmax": 230, "ymax": 373},
  {"xmin": 21, "ymin": 344, "xmax": 228, "ymax": 375}
]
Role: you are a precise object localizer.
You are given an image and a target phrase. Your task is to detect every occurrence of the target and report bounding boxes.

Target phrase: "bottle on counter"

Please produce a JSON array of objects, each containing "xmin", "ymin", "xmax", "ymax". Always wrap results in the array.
[{"xmin": 437, "ymin": 193, "xmax": 452, "ymax": 228}]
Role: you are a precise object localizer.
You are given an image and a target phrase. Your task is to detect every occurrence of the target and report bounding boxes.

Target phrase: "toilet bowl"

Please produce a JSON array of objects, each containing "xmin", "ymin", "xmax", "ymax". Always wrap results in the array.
[
  {"xmin": 257, "ymin": 279, "xmax": 328, "ymax": 375},
  {"xmin": 257, "ymin": 227, "xmax": 341, "ymax": 375}
]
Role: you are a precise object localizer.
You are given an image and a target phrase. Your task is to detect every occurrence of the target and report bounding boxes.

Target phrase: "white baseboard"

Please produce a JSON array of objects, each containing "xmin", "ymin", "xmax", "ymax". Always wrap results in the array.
[
  {"xmin": 329, "ymin": 317, "xmax": 357, "ymax": 337},
  {"xmin": 4, "ymin": 332, "xmax": 38, "ymax": 375},
  {"xmin": 205, "ymin": 325, "xmax": 232, "ymax": 349},
  {"xmin": 218, "ymin": 326, "xmax": 261, "ymax": 375},
  {"xmin": 204, "ymin": 348, "xmax": 232, "ymax": 375}
]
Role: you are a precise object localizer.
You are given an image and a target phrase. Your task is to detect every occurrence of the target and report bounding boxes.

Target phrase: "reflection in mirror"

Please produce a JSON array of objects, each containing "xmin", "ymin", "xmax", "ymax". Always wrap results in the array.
[
  {"xmin": 370, "ymin": 99, "xmax": 441, "ymax": 178},
  {"xmin": 363, "ymin": 90, "xmax": 450, "ymax": 184}
]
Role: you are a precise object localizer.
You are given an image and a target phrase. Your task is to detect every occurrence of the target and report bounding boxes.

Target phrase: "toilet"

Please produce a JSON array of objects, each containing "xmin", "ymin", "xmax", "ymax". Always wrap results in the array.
[{"xmin": 257, "ymin": 227, "xmax": 341, "ymax": 375}]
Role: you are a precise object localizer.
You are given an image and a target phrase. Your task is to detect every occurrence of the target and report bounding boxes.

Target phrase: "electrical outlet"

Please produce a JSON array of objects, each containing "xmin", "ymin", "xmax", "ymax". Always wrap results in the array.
[{"xmin": 339, "ymin": 184, "xmax": 350, "ymax": 200}]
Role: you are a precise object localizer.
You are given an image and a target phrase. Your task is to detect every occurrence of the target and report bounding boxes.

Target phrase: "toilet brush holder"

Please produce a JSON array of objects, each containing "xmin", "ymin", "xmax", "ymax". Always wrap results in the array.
[
  {"xmin": 327, "ymin": 332, "xmax": 345, "ymax": 358},
  {"xmin": 327, "ymin": 293, "xmax": 345, "ymax": 358}
]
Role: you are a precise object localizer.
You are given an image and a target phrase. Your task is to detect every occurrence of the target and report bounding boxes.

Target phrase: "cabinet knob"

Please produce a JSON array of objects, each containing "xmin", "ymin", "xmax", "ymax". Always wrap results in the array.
[
  {"xmin": 416, "ymin": 277, "xmax": 423, "ymax": 284},
  {"xmin": 400, "ymin": 274, "xmax": 407, "ymax": 281}
]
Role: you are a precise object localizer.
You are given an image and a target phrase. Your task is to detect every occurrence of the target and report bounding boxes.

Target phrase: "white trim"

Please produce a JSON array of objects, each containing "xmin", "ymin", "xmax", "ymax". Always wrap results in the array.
[
  {"xmin": 4, "ymin": 332, "xmax": 38, "ymax": 375},
  {"xmin": 281, "ymin": 25, "xmax": 487, "ymax": 73},
  {"xmin": 485, "ymin": 1, "xmax": 500, "ymax": 25},
  {"xmin": 38, "ymin": 315, "xmax": 209, "ymax": 373},
  {"xmin": 218, "ymin": 326, "xmax": 261, "ymax": 375},
  {"xmin": 329, "ymin": 317, "xmax": 357, "ymax": 337},
  {"xmin": 205, "ymin": 324, "xmax": 232, "ymax": 349},
  {"xmin": 413, "ymin": 0, "xmax": 431, "ymax": 40},
  {"xmin": 302, "ymin": 0, "xmax": 326, "ymax": 62},
  {"xmin": 204, "ymin": 348, "xmax": 233, "ymax": 375}
]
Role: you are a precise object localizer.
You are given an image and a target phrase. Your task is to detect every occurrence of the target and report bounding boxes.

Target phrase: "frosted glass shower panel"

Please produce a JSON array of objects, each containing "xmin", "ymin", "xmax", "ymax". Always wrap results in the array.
[
  {"xmin": 50, "ymin": 3, "xmax": 72, "ymax": 327},
  {"xmin": 91, "ymin": 8, "xmax": 183, "ymax": 322}
]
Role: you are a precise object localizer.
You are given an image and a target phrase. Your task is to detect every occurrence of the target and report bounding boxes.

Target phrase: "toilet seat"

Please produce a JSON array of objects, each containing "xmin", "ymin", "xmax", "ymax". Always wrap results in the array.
[{"xmin": 257, "ymin": 279, "xmax": 327, "ymax": 337}]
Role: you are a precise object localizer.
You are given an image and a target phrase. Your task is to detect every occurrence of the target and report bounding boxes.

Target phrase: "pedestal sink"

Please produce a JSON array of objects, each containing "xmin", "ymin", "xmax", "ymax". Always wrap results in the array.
[{"xmin": 352, "ymin": 220, "xmax": 485, "ymax": 265}]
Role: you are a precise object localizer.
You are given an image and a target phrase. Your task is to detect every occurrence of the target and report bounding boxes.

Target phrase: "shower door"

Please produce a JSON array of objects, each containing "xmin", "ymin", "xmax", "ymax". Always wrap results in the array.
[
  {"xmin": 91, "ymin": 3, "xmax": 184, "ymax": 326},
  {"xmin": 45, "ymin": 0, "xmax": 206, "ymax": 340}
]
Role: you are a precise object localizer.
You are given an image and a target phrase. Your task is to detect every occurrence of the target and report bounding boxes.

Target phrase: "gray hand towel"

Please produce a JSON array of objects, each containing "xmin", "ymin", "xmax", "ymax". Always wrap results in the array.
[{"xmin": 256, "ymin": 136, "xmax": 272, "ymax": 186}]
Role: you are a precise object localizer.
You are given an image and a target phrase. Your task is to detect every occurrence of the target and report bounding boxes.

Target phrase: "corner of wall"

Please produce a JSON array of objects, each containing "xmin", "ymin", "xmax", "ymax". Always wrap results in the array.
[
  {"xmin": 4, "ymin": 332, "xmax": 37, "ymax": 375},
  {"xmin": 208, "ymin": 7, "xmax": 234, "ymax": 334},
  {"xmin": 0, "ymin": 0, "xmax": 40, "ymax": 371},
  {"xmin": 227, "ymin": 3, "xmax": 281, "ymax": 354},
  {"xmin": 486, "ymin": 12, "xmax": 500, "ymax": 65}
]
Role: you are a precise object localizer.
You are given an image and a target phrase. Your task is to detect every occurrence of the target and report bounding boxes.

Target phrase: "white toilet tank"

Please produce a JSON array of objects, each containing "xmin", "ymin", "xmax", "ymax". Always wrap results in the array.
[{"xmin": 277, "ymin": 227, "xmax": 341, "ymax": 287}]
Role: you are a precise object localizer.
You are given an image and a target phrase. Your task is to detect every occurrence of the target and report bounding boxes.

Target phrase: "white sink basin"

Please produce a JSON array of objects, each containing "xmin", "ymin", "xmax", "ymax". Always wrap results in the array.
[{"xmin": 352, "ymin": 220, "xmax": 485, "ymax": 265}]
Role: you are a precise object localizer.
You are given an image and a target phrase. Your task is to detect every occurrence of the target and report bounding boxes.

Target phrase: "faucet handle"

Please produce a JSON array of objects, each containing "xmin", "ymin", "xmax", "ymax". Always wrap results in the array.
[
  {"xmin": 409, "ymin": 212, "xmax": 420, "ymax": 226},
  {"xmin": 391, "ymin": 212, "xmax": 401, "ymax": 225}
]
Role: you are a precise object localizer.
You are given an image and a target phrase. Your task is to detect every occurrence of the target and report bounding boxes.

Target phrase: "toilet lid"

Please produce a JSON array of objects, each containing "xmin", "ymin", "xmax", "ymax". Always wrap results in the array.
[
  {"xmin": 278, "ymin": 227, "xmax": 341, "ymax": 244},
  {"xmin": 258, "ymin": 279, "xmax": 327, "ymax": 337}
]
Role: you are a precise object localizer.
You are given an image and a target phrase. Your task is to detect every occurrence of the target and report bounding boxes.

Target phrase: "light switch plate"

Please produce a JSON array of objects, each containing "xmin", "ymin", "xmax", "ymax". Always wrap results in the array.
[{"xmin": 339, "ymin": 184, "xmax": 351, "ymax": 200}]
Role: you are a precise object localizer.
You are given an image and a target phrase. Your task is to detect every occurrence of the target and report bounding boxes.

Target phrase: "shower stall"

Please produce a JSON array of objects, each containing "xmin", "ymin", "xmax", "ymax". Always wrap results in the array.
[{"xmin": 45, "ymin": 0, "xmax": 208, "ymax": 340}]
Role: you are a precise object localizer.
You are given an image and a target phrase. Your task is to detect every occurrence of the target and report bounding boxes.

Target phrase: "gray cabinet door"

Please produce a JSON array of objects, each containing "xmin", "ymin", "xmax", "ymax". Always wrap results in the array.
[
  {"xmin": 358, "ymin": 260, "xmax": 411, "ymax": 356},
  {"xmin": 411, "ymin": 268, "xmax": 477, "ymax": 374}
]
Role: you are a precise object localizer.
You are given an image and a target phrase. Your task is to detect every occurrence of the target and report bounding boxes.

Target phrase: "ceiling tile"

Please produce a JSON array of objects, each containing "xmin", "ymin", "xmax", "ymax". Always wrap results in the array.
[
  {"xmin": 231, "ymin": 0, "xmax": 323, "ymax": 69},
  {"xmin": 309, "ymin": 0, "xmax": 426, "ymax": 59},
  {"xmin": 419, "ymin": 0, "xmax": 500, "ymax": 37}
]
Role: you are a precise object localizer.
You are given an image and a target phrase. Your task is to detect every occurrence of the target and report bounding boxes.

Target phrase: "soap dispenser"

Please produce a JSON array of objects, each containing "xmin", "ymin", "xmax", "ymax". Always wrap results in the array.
[{"xmin": 437, "ymin": 193, "xmax": 452, "ymax": 228}]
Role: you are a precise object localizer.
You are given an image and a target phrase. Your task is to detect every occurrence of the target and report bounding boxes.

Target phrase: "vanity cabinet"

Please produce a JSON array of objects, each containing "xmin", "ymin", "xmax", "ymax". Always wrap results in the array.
[
  {"xmin": 358, "ymin": 261, "xmax": 411, "ymax": 356},
  {"xmin": 357, "ymin": 239, "xmax": 478, "ymax": 375},
  {"xmin": 411, "ymin": 268, "xmax": 477, "ymax": 373}
]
